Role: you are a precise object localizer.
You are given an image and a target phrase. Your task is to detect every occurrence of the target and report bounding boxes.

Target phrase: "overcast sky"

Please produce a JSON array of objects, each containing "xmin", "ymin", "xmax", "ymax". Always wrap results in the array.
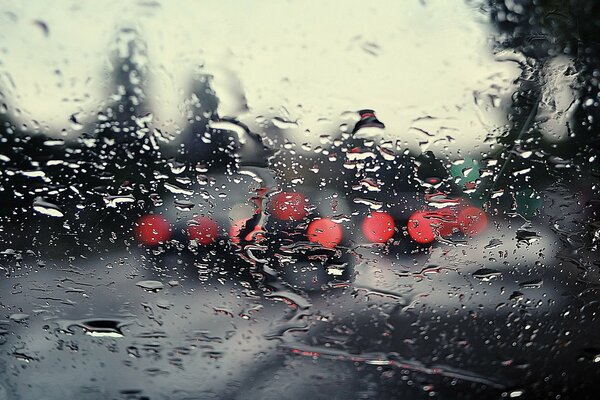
[{"xmin": 0, "ymin": 0, "xmax": 520, "ymax": 157}]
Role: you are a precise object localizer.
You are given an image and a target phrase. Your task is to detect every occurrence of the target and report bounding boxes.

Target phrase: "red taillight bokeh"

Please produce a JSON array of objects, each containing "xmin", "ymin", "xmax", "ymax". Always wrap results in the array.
[
  {"xmin": 408, "ymin": 205, "xmax": 488, "ymax": 244},
  {"xmin": 135, "ymin": 193, "xmax": 486, "ymax": 250},
  {"xmin": 362, "ymin": 211, "xmax": 395, "ymax": 243},
  {"xmin": 407, "ymin": 211, "xmax": 436, "ymax": 244},
  {"xmin": 269, "ymin": 191, "xmax": 308, "ymax": 221},
  {"xmin": 135, "ymin": 215, "xmax": 172, "ymax": 245},
  {"xmin": 187, "ymin": 216, "xmax": 219, "ymax": 245},
  {"xmin": 306, "ymin": 218, "xmax": 343, "ymax": 248}
]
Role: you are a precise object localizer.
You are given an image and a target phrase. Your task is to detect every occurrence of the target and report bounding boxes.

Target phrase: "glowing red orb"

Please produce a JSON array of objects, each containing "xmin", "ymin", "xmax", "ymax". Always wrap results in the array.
[
  {"xmin": 269, "ymin": 192, "xmax": 308, "ymax": 221},
  {"xmin": 306, "ymin": 218, "xmax": 343, "ymax": 248},
  {"xmin": 135, "ymin": 215, "xmax": 171, "ymax": 245},
  {"xmin": 407, "ymin": 211, "xmax": 436, "ymax": 244},
  {"xmin": 187, "ymin": 216, "xmax": 219, "ymax": 245},
  {"xmin": 362, "ymin": 211, "xmax": 395, "ymax": 243}
]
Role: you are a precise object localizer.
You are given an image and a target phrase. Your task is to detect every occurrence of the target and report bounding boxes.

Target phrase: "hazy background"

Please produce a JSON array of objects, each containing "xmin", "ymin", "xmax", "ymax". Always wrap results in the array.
[{"xmin": 0, "ymin": 0, "xmax": 520, "ymax": 157}]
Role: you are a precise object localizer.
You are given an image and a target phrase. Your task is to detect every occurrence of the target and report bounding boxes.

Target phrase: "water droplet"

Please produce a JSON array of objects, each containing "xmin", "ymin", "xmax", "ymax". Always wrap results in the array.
[
  {"xmin": 9, "ymin": 313, "xmax": 29, "ymax": 322},
  {"xmin": 136, "ymin": 280, "xmax": 164, "ymax": 292},
  {"xmin": 104, "ymin": 194, "xmax": 135, "ymax": 208},
  {"xmin": 472, "ymin": 268, "xmax": 502, "ymax": 281},
  {"xmin": 33, "ymin": 197, "xmax": 64, "ymax": 217}
]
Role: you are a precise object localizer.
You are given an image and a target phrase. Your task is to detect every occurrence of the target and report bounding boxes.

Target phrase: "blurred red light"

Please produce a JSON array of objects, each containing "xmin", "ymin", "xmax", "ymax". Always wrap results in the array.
[
  {"xmin": 306, "ymin": 218, "xmax": 343, "ymax": 248},
  {"xmin": 187, "ymin": 216, "xmax": 219, "ymax": 245},
  {"xmin": 269, "ymin": 191, "xmax": 308, "ymax": 221},
  {"xmin": 135, "ymin": 215, "xmax": 171, "ymax": 245},
  {"xmin": 362, "ymin": 211, "xmax": 395, "ymax": 243},
  {"xmin": 407, "ymin": 211, "xmax": 436, "ymax": 244}
]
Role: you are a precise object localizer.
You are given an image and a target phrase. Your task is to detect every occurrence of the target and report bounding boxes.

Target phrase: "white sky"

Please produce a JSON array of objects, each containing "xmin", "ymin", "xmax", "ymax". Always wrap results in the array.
[{"xmin": 0, "ymin": 0, "xmax": 520, "ymax": 157}]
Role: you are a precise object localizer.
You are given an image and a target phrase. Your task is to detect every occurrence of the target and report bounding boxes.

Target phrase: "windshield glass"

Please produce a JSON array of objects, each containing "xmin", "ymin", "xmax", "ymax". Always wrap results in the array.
[{"xmin": 0, "ymin": 1, "xmax": 599, "ymax": 399}]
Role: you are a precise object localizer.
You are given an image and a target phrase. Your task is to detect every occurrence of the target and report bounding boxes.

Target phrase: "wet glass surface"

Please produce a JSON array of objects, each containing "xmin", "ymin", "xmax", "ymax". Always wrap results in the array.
[{"xmin": 0, "ymin": 1, "xmax": 599, "ymax": 399}]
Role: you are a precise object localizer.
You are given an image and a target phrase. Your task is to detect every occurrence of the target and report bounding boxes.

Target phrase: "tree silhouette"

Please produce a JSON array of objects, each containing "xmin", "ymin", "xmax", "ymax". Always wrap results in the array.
[{"xmin": 486, "ymin": 0, "xmax": 600, "ymax": 195}]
